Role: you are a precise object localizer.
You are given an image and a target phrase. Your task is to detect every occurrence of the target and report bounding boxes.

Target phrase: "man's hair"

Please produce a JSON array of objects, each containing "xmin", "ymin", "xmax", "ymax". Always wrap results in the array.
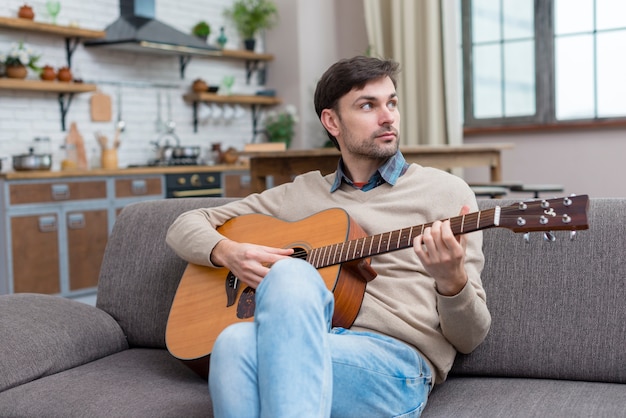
[{"xmin": 314, "ymin": 56, "xmax": 400, "ymax": 149}]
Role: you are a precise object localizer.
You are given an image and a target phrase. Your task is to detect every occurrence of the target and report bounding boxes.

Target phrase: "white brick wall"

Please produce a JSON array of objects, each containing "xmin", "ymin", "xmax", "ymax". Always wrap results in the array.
[{"xmin": 1, "ymin": 0, "xmax": 269, "ymax": 170}]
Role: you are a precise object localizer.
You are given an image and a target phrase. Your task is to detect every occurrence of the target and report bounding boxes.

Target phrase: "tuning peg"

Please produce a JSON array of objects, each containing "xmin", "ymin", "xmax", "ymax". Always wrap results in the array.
[
  {"xmin": 543, "ymin": 231, "xmax": 556, "ymax": 242},
  {"xmin": 523, "ymin": 232, "xmax": 530, "ymax": 243},
  {"xmin": 569, "ymin": 230, "xmax": 577, "ymax": 241}
]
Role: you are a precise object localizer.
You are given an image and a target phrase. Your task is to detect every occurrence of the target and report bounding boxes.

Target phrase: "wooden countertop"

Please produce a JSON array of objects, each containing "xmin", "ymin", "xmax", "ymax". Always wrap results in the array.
[{"xmin": 0, "ymin": 163, "xmax": 249, "ymax": 180}]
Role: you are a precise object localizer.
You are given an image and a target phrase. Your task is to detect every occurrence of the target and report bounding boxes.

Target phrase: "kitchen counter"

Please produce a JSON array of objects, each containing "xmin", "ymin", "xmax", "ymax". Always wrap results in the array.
[{"xmin": 0, "ymin": 163, "xmax": 250, "ymax": 180}]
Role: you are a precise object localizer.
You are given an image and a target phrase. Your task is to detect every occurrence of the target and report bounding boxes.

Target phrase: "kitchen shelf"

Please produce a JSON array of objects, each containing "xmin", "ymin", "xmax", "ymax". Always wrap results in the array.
[
  {"xmin": 183, "ymin": 93, "xmax": 281, "ymax": 135},
  {"xmin": 0, "ymin": 78, "xmax": 97, "ymax": 131},
  {"xmin": 0, "ymin": 16, "xmax": 105, "ymax": 68},
  {"xmin": 178, "ymin": 49, "xmax": 273, "ymax": 80},
  {"xmin": 0, "ymin": 16, "xmax": 104, "ymax": 131}
]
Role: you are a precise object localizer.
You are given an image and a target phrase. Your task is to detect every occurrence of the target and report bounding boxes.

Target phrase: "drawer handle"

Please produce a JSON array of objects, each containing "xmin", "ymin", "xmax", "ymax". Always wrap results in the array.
[
  {"xmin": 172, "ymin": 188, "xmax": 222, "ymax": 198},
  {"xmin": 67, "ymin": 213, "xmax": 86, "ymax": 229},
  {"xmin": 51, "ymin": 184, "xmax": 70, "ymax": 200},
  {"xmin": 131, "ymin": 179, "xmax": 147, "ymax": 195},
  {"xmin": 38, "ymin": 215, "xmax": 57, "ymax": 233}
]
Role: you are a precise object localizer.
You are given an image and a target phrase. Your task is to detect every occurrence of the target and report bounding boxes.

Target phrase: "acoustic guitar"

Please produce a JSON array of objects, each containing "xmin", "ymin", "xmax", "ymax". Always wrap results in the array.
[{"xmin": 166, "ymin": 195, "xmax": 589, "ymax": 377}]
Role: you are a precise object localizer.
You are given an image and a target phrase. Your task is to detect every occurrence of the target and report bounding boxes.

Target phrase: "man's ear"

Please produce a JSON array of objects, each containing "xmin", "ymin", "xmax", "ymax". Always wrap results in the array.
[{"xmin": 320, "ymin": 108, "xmax": 340, "ymax": 137}]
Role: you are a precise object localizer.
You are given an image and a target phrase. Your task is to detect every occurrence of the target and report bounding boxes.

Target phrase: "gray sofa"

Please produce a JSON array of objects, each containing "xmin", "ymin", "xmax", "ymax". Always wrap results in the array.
[{"xmin": 1, "ymin": 196, "xmax": 624, "ymax": 417}]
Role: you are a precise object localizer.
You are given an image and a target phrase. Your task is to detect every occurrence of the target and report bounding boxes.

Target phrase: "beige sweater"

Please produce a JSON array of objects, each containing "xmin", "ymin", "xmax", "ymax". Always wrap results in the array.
[{"xmin": 166, "ymin": 164, "xmax": 491, "ymax": 384}]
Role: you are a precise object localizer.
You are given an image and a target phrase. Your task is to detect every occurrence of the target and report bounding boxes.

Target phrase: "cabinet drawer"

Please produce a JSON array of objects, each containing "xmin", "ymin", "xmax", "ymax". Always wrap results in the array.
[
  {"xmin": 9, "ymin": 181, "xmax": 107, "ymax": 205},
  {"xmin": 115, "ymin": 177, "xmax": 163, "ymax": 198}
]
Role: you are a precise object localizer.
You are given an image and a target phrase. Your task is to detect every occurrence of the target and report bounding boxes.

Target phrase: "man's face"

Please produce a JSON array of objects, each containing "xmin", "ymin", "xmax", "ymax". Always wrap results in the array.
[{"xmin": 327, "ymin": 76, "xmax": 400, "ymax": 160}]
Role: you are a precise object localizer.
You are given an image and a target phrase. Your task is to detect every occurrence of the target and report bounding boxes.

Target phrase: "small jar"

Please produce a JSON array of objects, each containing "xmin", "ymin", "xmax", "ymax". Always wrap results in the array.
[
  {"xmin": 18, "ymin": 5, "xmax": 35, "ymax": 20},
  {"xmin": 57, "ymin": 67, "xmax": 73, "ymax": 82}
]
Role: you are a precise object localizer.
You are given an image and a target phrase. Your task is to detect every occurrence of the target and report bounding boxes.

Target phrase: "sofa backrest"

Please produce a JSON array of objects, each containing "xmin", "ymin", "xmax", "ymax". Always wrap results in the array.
[
  {"xmin": 96, "ymin": 197, "xmax": 238, "ymax": 349},
  {"xmin": 97, "ymin": 197, "xmax": 626, "ymax": 384},
  {"xmin": 452, "ymin": 198, "xmax": 626, "ymax": 383}
]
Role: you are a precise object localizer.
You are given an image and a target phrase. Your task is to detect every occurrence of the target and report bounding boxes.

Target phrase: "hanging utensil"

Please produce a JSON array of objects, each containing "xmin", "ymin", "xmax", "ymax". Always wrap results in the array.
[{"xmin": 116, "ymin": 85, "xmax": 126, "ymax": 132}]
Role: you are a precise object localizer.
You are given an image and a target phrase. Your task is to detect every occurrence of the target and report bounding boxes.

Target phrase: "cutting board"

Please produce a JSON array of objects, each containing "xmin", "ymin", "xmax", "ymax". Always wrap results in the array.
[
  {"xmin": 66, "ymin": 122, "xmax": 88, "ymax": 170},
  {"xmin": 90, "ymin": 91, "xmax": 112, "ymax": 122}
]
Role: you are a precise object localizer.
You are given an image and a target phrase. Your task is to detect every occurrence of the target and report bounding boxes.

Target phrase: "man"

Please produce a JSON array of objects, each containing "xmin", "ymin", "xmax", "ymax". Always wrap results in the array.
[{"xmin": 166, "ymin": 56, "xmax": 491, "ymax": 417}]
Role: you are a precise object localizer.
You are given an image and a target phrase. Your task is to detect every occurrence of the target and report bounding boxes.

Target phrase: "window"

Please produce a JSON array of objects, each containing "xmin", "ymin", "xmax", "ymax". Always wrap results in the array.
[{"xmin": 461, "ymin": 0, "xmax": 626, "ymax": 129}]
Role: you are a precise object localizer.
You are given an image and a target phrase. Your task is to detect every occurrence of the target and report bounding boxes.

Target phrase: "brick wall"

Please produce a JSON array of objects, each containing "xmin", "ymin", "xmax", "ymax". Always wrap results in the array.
[{"xmin": 1, "ymin": 0, "xmax": 268, "ymax": 170}]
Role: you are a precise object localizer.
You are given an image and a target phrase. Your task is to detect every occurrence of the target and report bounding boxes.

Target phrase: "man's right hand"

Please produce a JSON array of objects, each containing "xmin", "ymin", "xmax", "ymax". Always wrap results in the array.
[{"xmin": 210, "ymin": 239, "xmax": 294, "ymax": 288}]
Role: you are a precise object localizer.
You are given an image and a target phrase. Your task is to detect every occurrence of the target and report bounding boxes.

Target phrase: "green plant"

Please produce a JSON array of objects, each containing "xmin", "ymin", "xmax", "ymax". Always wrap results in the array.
[
  {"xmin": 1, "ymin": 41, "xmax": 40, "ymax": 70},
  {"xmin": 263, "ymin": 105, "xmax": 298, "ymax": 148},
  {"xmin": 192, "ymin": 21, "xmax": 211, "ymax": 39},
  {"xmin": 224, "ymin": 0, "xmax": 278, "ymax": 40}
]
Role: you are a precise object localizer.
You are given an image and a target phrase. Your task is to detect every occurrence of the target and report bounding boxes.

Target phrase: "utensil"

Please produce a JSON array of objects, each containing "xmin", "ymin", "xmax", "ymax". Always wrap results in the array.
[
  {"xmin": 13, "ymin": 148, "xmax": 52, "ymax": 171},
  {"xmin": 116, "ymin": 86, "xmax": 126, "ymax": 132}
]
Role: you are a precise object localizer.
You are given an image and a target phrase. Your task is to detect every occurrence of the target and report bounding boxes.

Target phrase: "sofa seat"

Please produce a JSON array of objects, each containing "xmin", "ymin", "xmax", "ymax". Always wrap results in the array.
[
  {"xmin": 424, "ymin": 376, "xmax": 626, "ymax": 417},
  {"xmin": 0, "ymin": 349, "xmax": 211, "ymax": 417}
]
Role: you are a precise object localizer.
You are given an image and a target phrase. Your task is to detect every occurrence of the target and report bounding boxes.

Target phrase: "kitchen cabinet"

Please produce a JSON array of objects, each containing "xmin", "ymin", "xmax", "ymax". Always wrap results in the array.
[
  {"xmin": 0, "ymin": 174, "xmax": 163, "ymax": 299},
  {"xmin": 0, "ymin": 16, "xmax": 104, "ymax": 131}
]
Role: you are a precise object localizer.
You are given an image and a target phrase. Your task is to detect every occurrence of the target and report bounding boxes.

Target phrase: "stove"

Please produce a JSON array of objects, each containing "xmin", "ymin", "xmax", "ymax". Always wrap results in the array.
[{"xmin": 146, "ymin": 157, "xmax": 200, "ymax": 166}]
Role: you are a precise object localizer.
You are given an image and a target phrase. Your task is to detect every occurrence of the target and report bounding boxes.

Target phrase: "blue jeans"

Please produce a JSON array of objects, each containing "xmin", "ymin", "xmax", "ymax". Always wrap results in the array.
[{"xmin": 209, "ymin": 258, "xmax": 432, "ymax": 418}]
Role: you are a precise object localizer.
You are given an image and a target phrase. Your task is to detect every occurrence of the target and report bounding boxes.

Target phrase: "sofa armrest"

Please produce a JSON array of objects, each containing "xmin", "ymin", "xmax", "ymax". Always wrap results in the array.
[{"xmin": 0, "ymin": 293, "xmax": 128, "ymax": 392}]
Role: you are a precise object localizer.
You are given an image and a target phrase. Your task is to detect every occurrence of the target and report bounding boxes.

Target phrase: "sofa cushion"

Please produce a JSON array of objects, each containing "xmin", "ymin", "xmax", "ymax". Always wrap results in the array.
[
  {"xmin": 0, "ymin": 293, "xmax": 128, "ymax": 392},
  {"xmin": 452, "ymin": 198, "xmax": 626, "ymax": 383},
  {"xmin": 0, "ymin": 348, "xmax": 212, "ymax": 417},
  {"xmin": 422, "ymin": 376, "xmax": 626, "ymax": 417},
  {"xmin": 96, "ymin": 198, "xmax": 238, "ymax": 349}
]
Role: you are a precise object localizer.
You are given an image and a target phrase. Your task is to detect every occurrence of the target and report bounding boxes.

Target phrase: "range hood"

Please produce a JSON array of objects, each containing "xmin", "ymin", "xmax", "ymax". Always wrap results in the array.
[{"xmin": 84, "ymin": 0, "xmax": 221, "ymax": 57}]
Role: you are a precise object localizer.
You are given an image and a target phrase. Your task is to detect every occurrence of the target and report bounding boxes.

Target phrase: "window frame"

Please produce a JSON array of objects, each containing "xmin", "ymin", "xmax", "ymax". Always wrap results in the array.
[{"xmin": 460, "ymin": 0, "xmax": 626, "ymax": 133}]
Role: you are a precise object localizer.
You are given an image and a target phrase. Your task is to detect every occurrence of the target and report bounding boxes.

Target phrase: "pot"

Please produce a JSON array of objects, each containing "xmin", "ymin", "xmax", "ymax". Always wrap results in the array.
[
  {"xmin": 172, "ymin": 145, "xmax": 201, "ymax": 158},
  {"xmin": 13, "ymin": 148, "xmax": 52, "ymax": 171}
]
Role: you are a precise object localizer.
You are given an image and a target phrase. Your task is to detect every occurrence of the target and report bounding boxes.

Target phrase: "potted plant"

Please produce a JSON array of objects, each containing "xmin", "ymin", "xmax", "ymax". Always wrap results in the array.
[
  {"xmin": 1, "ymin": 41, "xmax": 40, "ymax": 79},
  {"xmin": 192, "ymin": 21, "xmax": 211, "ymax": 42},
  {"xmin": 224, "ymin": 0, "xmax": 278, "ymax": 51},
  {"xmin": 262, "ymin": 105, "xmax": 298, "ymax": 149}
]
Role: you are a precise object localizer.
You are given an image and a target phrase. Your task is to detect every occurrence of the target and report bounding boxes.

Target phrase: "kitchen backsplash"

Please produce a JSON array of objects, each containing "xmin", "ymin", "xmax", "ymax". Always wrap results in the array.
[{"xmin": 0, "ymin": 0, "xmax": 268, "ymax": 170}]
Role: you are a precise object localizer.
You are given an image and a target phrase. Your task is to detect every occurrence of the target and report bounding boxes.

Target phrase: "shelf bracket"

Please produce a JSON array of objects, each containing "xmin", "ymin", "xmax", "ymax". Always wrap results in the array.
[
  {"xmin": 64, "ymin": 37, "xmax": 81, "ymax": 69},
  {"xmin": 58, "ymin": 93, "xmax": 75, "ymax": 131},
  {"xmin": 251, "ymin": 104, "xmax": 264, "ymax": 143},
  {"xmin": 245, "ymin": 60, "xmax": 261, "ymax": 85},
  {"xmin": 180, "ymin": 55, "xmax": 193, "ymax": 79}
]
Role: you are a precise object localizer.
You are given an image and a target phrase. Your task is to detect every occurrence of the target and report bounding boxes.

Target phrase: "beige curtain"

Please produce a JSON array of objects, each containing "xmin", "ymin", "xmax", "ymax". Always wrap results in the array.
[{"xmin": 363, "ymin": 0, "xmax": 462, "ymax": 146}]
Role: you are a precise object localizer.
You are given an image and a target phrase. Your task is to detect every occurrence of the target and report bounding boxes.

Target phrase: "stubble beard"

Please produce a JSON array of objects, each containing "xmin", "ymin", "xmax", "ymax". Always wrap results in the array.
[{"xmin": 343, "ymin": 125, "xmax": 400, "ymax": 160}]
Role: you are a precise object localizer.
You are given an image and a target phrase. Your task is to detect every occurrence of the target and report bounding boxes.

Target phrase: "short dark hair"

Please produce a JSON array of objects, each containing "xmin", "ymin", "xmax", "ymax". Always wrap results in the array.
[{"xmin": 314, "ymin": 56, "xmax": 400, "ymax": 149}]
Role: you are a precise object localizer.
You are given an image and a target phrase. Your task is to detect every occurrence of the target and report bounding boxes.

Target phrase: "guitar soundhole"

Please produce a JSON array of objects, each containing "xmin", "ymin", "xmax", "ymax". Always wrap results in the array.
[{"xmin": 291, "ymin": 247, "xmax": 307, "ymax": 261}]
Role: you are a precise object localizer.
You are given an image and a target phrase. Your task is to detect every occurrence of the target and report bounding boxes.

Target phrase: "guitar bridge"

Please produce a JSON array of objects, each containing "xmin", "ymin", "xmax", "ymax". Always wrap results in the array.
[{"xmin": 225, "ymin": 272, "xmax": 239, "ymax": 307}]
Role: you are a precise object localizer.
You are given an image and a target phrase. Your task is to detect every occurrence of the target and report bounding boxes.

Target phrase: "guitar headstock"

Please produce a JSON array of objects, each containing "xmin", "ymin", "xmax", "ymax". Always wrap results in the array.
[{"xmin": 498, "ymin": 195, "xmax": 589, "ymax": 233}]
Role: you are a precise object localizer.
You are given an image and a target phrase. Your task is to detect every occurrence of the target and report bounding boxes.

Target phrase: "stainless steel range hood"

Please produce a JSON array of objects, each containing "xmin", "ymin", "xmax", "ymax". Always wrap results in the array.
[{"xmin": 84, "ymin": 0, "xmax": 221, "ymax": 57}]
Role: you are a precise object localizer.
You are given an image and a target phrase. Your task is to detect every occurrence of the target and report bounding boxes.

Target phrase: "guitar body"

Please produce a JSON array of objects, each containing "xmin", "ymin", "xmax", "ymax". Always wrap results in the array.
[{"xmin": 165, "ymin": 208, "xmax": 375, "ymax": 371}]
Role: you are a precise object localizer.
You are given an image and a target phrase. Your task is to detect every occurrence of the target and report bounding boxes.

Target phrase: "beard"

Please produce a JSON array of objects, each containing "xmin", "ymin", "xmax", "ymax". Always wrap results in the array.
[{"xmin": 341, "ymin": 125, "xmax": 400, "ymax": 159}]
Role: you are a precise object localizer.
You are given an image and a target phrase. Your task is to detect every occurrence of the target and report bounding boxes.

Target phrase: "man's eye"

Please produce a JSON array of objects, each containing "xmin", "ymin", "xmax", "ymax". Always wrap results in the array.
[
  {"xmin": 388, "ymin": 101, "xmax": 397, "ymax": 109},
  {"xmin": 361, "ymin": 103, "xmax": 372, "ymax": 110}
]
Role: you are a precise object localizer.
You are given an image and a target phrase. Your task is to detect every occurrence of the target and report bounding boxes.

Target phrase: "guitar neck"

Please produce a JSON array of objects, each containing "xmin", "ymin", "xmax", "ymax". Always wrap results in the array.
[{"xmin": 307, "ymin": 207, "xmax": 499, "ymax": 269}]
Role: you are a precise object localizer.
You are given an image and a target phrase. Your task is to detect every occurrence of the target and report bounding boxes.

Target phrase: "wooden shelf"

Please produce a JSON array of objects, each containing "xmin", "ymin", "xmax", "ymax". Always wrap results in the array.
[
  {"xmin": 183, "ymin": 93, "xmax": 281, "ymax": 106},
  {"xmin": 0, "ymin": 16, "xmax": 105, "ymax": 39},
  {"xmin": 220, "ymin": 49, "xmax": 274, "ymax": 62},
  {"xmin": 184, "ymin": 93, "xmax": 281, "ymax": 135},
  {"xmin": 0, "ymin": 78, "xmax": 97, "ymax": 93}
]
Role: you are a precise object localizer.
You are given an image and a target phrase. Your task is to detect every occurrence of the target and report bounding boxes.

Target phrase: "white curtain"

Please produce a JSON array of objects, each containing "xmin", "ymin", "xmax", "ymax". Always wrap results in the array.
[{"xmin": 363, "ymin": 0, "xmax": 462, "ymax": 146}]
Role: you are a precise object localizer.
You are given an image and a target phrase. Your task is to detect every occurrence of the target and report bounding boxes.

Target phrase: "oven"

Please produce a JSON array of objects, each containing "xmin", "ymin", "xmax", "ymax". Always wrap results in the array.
[{"xmin": 165, "ymin": 173, "xmax": 223, "ymax": 198}]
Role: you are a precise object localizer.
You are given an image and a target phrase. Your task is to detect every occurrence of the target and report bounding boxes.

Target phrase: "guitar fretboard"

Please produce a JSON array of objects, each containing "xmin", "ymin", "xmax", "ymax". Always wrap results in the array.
[{"xmin": 307, "ymin": 207, "xmax": 498, "ymax": 269}]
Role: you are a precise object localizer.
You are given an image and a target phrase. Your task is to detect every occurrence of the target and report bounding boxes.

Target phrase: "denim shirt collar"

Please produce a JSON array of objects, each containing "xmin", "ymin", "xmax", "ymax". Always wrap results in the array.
[{"xmin": 330, "ymin": 150, "xmax": 409, "ymax": 192}]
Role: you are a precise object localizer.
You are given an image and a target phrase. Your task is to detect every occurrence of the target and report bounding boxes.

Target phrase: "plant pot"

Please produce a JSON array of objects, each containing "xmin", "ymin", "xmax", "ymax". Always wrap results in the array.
[
  {"xmin": 243, "ymin": 38, "xmax": 256, "ymax": 51},
  {"xmin": 6, "ymin": 65, "xmax": 28, "ymax": 79}
]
